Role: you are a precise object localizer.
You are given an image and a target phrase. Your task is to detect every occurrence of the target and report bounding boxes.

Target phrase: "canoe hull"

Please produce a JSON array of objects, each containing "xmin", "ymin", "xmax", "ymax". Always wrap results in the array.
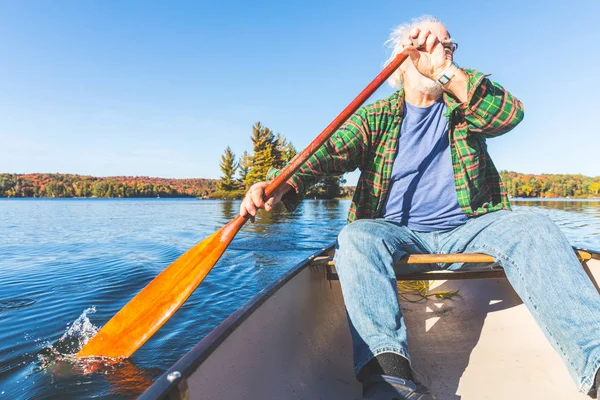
[
  {"xmin": 139, "ymin": 246, "xmax": 360, "ymax": 399},
  {"xmin": 185, "ymin": 250, "xmax": 357, "ymax": 399},
  {"xmin": 141, "ymin": 247, "xmax": 600, "ymax": 400}
]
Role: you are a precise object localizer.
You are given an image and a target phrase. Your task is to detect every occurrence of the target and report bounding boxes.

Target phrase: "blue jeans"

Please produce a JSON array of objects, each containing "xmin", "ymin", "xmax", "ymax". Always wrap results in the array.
[{"xmin": 334, "ymin": 210, "xmax": 600, "ymax": 394}]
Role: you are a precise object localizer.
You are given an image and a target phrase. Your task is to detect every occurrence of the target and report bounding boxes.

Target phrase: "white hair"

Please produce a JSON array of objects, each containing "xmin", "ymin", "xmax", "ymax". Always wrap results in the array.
[{"xmin": 384, "ymin": 15, "xmax": 442, "ymax": 89}]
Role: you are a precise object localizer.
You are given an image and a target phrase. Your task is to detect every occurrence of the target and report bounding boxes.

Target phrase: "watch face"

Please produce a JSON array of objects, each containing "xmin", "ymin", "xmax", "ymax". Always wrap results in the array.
[{"xmin": 438, "ymin": 75, "xmax": 450, "ymax": 85}]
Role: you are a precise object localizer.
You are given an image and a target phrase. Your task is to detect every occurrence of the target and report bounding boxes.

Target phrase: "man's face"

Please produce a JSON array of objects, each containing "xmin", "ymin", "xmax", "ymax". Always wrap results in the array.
[{"xmin": 401, "ymin": 21, "xmax": 452, "ymax": 97}]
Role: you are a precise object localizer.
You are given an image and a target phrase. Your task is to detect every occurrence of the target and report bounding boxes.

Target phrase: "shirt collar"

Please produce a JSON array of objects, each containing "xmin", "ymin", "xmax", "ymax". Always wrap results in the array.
[{"xmin": 393, "ymin": 86, "xmax": 461, "ymax": 120}]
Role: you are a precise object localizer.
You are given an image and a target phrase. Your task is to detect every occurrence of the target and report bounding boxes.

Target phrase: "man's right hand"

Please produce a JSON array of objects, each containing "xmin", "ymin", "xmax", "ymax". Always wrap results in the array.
[{"xmin": 239, "ymin": 182, "xmax": 293, "ymax": 222}]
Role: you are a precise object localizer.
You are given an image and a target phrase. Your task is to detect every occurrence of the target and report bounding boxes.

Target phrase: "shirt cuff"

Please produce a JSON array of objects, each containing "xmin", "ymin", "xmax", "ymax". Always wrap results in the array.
[
  {"xmin": 266, "ymin": 167, "xmax": 305, "ymax": 211},
  {"xmin": 463, "ymin": 70, "xmax": 489, "ymax": 117}
]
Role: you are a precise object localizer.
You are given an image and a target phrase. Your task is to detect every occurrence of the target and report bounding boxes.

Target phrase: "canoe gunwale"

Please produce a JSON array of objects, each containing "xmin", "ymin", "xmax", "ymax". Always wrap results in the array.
[
  {"xmin": 138, "ymin": 244, "xmax": 336, "ymax": 400},
  {"xmin": 577, "ymin": 247, "xmax": 600, "ymax": 260}
]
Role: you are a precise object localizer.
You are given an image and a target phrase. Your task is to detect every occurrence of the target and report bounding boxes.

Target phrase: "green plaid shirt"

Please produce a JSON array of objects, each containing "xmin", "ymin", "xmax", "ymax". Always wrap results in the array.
[{"xmin": 267, "ymin": 69, "xmax": 524, "ymax": 223}]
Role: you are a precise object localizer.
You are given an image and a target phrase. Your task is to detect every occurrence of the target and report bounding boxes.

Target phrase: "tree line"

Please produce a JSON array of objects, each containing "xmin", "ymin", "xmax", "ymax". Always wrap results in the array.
[
  {"xmin": 3, "ymin": 166, "xmax": 597, "ymax": 201},
  {"xmin": 213, "ymin": 122, "xmax": 346, "ymax": 199},
  {"xmin": 500, "ymin": 171, "xmax": 600, "ymax": 198},
  {"xmin": 0, "ymin": 173, "xmax": 217, "ymax": 198}
]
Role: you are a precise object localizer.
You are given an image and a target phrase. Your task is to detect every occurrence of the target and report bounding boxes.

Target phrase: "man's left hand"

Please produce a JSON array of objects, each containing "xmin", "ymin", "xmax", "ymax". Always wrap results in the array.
[{"xmin": 401, "ymin": 27, "xmax": 453, "ymax": 82}]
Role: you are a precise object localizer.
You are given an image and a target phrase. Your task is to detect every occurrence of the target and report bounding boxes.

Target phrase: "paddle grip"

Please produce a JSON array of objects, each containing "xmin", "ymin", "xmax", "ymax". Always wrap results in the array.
[{"xmin": 263, "ymin": 52, "xmax": 409, "ymax": 199}]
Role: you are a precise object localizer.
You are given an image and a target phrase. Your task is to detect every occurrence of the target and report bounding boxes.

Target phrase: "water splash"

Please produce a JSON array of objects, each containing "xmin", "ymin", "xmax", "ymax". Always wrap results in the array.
[
  {"xmin": 32, "ymin": 306, "xmax": 130, "ymax": 380},
  {"xmin": 57, "ymin": 306, "xmax": 99, "ymax": 354},
  {"xmin": 38, "ymin": 307, "xmax": 100, "ymax": 369},
  {"xmin": 3, "ymin": 307, "xmax": 156, "ymax": 399}
]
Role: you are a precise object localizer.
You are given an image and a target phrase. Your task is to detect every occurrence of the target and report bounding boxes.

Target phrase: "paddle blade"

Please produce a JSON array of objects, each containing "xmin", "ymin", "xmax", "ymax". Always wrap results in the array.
[{"xmin": 76, "ymin": 216, "xmax": 246, "ymax": 358}]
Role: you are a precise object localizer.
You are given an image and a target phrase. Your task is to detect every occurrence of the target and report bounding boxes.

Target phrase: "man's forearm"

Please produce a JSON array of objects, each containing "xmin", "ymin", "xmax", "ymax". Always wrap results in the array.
[
  {"xmin": 280, "ymin": 182, "xmax": 294, "ymax": 196},
  {"xmin": 442, "ymin": 68, "xmax": 468, "ymax": 104},
  {"xmin": 453, "ymin": 68, "xmax": 524, "ymax": 137}
]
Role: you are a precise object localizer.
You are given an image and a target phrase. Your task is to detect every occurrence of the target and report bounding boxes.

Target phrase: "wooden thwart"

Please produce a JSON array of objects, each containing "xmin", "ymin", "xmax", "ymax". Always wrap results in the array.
[{"xmin": 314, "ymin": 249, "xmax": 593, "ymax": 281}]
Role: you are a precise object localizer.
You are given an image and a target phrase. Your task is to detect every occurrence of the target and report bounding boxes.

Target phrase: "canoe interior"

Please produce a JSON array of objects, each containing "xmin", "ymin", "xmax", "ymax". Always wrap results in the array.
[{"xmin": 141, "ymin": 247, "xmax": 600, "ymax": 400}]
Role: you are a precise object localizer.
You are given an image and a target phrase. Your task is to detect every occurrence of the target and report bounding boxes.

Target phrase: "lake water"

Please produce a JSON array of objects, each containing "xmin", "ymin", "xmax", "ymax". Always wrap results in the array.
[{"xmin": 0, "ymin": 198, "xmax": 599, "ymax": 399}]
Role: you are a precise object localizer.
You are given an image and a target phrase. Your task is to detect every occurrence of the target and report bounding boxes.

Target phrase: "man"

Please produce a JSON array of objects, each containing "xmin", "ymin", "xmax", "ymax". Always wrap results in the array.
[{"xmin": 239, "ymin": 16, "xmax": 600, "ymax": 400}]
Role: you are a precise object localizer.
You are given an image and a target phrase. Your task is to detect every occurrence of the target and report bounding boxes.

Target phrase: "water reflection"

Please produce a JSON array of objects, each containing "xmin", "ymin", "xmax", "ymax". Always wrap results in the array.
[
  {"xmin": 511, "ymin": 199, "xmax": 600, "ymax": 250},
  {"xmin": 512, "ymin": 198, "xmax": 600, "ymax": 213},
  {"xmin": 37, "ymin": 357, "xmax": 159, "ymax": 399},
  {"xmin": 219, "ymin": 200, "xmax": 237, "ymax": 221},
  {"xmin": 243, "ymin": 204, "xmax": 291, "ymax": 235},
  {"xmin": 106, "ymin": 360, "xmax": 160, "ymax": 397}
]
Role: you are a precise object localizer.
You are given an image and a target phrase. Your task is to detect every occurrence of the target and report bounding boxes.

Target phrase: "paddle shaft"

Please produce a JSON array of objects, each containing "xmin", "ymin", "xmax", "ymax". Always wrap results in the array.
[
  {"xmin": 234, "ymin": 52, "xmax": 410, "ymax": 249},
  {"xmin": 76, "ymin": 51, "xmax": 409, "ymax": 359},
  {"xmin": 231, "ymin": 52, "xmax": 410, "ymax": 242}
]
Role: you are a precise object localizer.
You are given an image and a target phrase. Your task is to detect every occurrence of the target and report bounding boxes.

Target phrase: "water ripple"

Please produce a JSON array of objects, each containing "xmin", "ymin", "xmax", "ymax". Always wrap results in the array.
[
  {"xmin": 0, "ymin": 198, "xmax": 597, "ymax": 399},
  {"xmin": 0, "ymin": 298, "xmax": 37, "ymax": 313}
]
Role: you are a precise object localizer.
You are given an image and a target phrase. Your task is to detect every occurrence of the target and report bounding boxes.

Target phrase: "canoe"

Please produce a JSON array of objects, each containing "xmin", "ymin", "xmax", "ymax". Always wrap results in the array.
[{"xmin": 139, "ymin": 245, "xmax": 600, "ymax": 400}]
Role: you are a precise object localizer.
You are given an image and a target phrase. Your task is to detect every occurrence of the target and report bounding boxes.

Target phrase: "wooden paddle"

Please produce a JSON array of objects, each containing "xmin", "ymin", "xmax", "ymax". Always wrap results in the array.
[{"xmin": 76, "ymin": 51, "xmax": 410, "ymax": 359}]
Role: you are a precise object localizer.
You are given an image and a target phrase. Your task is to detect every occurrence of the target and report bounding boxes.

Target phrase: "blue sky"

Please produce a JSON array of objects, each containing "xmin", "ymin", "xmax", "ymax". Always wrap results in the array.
[{"xmin": 1, "ymin": 0, "xmax": 598, "ymax": 184}]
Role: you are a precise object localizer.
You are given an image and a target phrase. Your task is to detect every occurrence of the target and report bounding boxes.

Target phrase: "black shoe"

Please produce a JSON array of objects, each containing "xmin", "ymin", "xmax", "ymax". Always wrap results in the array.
[
  {"xmin": 362, "ymin": 374, "xmax": 435, "ymax": 400},
  {"xmin": 590, "ymin": 369, "xmax": 600, "ymax": 398}
]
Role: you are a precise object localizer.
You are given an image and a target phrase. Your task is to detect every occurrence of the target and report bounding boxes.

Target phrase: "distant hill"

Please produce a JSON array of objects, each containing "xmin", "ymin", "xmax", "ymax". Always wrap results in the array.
[
  {"xmin": 500, "ymin": 171, "xmax": 600, "ymax": 198},
  {"xmin": 2, "ymin": 171, "xmax": 599, "ymax": 199},
  {"xmin": 342, "ymin": 172, "xmax": 600, "ymax": 199},
  {"xmin": 341, "ymin": 171, "xmax": 600, "ymax": 200},
  {"xmin": 0, "ymin": 173, "xmax": 218, "ymax": 198}
]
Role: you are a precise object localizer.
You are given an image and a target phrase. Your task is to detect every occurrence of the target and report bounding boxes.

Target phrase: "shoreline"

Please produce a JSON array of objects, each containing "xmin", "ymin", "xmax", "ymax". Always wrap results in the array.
[{"xmin": 1, "ymin": 197, "xmax": 600, "ymax": 201}]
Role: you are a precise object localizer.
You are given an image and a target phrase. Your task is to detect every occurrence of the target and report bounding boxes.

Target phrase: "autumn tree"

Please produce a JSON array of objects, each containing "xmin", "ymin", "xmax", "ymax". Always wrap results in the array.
[
  {"xmin": 0, "ymin": 173, "xmax": 218, "ymax": 198},
  {"xmin": 219, "ymin": 146, "xmax": 238, "ymax": 191}
]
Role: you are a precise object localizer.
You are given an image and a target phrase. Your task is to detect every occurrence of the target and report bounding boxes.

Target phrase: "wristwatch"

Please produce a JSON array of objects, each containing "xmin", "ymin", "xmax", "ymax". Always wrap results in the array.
[{"xmin": 437, "ymin": 62, "xmax": 459, "ymax": 85}]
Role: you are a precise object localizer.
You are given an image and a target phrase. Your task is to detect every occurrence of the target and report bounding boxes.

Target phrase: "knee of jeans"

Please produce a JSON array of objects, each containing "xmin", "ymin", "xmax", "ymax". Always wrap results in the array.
[
  {"xmin": 336, "ymin": 219, "xmax": 379, "ymax": 257},
  {"xmin": 513, "ymin": 210, "xmax": 560, "ymax": 236},
  {"xmin": 500, "ymin": 211, "xmax": 566, "ymax": 250},
  {"xmin": 337, "ymin": 219, "xmax": 372, "ymax": 247}
]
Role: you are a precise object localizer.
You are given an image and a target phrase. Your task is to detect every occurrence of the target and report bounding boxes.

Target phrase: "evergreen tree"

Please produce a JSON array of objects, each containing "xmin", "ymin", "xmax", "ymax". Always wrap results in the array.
[
  {"xmin": 219, "ymin": 146, "xmax": 238, "ymax": 191},
  {"xmin": 282, "ymin": 141, "xmax": 297, "ymax": 165},
  {"xmin": 307, "ymin": 175, "xmax": 347, "ymax": 199},
  {"xmin": 246, "ymin": 122, "xmax": 278, "ymax": 184},
  {"xmin": 273, "ymin": 133, "xmax": 286, "ymax": 168},
  {"xmin": 275, "ymin": 133, "xmax": 297, "ymax": 167},
  {"xmin": 239, "ymin": 151, "xmax": 252, "ymax": 188}
]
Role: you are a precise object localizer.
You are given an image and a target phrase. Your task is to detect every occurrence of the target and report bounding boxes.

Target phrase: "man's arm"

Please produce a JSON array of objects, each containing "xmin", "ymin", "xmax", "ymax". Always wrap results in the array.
[
  {"xmin": 402, "ymin": 27, "xmax": 524, "ymax": 138},
  {"xmin": 443, "ymin": 68, "xmax": 468, "ymax": 103},
  {"xmin": 239, "ymin": 108, "xmax": 370, "ymax": 219},
  {"xmin": 448, "ymin": 69, "xmax": 525, "ymax": 138}
]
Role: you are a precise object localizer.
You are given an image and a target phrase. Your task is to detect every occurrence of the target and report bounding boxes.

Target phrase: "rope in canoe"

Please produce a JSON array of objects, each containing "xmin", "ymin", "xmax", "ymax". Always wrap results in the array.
[
  {"xmin": 397, "ymin": 280, "xmax": 459, "ymax": 303},
  {"xmin": 395, "ymin": 250, "xmax": 593, "ymax": 302}
]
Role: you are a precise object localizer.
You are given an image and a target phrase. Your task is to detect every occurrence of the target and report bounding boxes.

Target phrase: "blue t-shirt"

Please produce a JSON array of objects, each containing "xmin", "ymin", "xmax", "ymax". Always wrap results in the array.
[{"xmin": 382, "ymin": 99, "xmax": 467, "ymax": 231}]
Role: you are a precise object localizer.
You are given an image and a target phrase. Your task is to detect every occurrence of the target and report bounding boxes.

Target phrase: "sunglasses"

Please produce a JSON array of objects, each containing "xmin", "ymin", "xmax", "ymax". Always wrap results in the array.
[
  {"xmin": 408, "ymin": 38, "xmax": 459, "ymax": 53},
  {"xmin": 441, "ymin": 39, "xmax": 459, "ymax": 53}
]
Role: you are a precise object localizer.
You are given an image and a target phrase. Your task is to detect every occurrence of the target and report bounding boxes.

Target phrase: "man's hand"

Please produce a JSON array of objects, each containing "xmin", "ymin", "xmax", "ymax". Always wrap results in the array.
[
  {"xmin": 401, "ymin": 26, "xmax": 467, "ymax": 103},
  {"xmin": 401, "ymin": 27, "xmax": 453, "ymax": 82},
  {"xmin": 239, "ymin": 182, "xmax": 293, "ymax": 222}
]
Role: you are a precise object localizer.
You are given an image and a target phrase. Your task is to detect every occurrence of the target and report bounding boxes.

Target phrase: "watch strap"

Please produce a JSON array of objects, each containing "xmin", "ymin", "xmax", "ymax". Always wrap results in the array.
[{"xmin": 437, "ymin": 62, "xmax": 459, "ymax": 85}]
